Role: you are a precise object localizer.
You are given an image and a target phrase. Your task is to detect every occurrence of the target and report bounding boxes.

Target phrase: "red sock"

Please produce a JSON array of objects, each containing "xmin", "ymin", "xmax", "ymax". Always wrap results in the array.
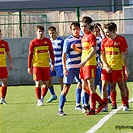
[
  {"xmin": 41, "ymin": 87, "xmax": 48, "ymax": 97},
  {"xmin": 103, "ymin": 98, "xmax": 108, "ymax": 107},
  {"xmin": 90, "ymin": 93, "xmax": 96, "ymax": 110},
  {"xmin": 35, "ymin": 87, "xmax": 41, "ymax": 100},
  {"xmin": 111, "ymin": 91, "xmax": 117, "ymax": 105},
  {"xmin": 95, "ymin": 93, "xmax": 103, "ymax": 104},
  {"xmin": 126, "ymin": 90, "xmax": 129, "ymax": 104},
  {"xmin": 122, "ymin": 97, "xmax": 127, "ymax": 106},
  {"xmin": 1, "ymin": 86, "xmax": 7, "ymax": 98}
]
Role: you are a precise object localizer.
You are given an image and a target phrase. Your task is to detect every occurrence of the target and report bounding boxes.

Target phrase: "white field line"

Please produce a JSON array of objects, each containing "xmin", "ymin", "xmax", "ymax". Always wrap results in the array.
[{"xmin": 86, "ymin": 97, "xmax": 133, "ymax": 133}]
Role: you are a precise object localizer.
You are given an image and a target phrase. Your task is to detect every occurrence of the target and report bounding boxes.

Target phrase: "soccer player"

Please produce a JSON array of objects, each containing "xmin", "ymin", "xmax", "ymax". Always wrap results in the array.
[
  {"xmin": 100, "ymin": 23, "xmax": 129, "ymax": 111},
  {"xmin": 79, "ymin": 16, "xmax": 106, "ymax": 115},
  {"xmin": 46, "ymin": 26, "xmax": 64, "ymax": 103},
  {"xmin": 109, "ymin": 22, "xmax": 129, "ymax": 109},
  {"xmin": 93, "ymin": 23, "xmax": 112, "ymax": 104},
  {"xmin": 28, "ymin": 25, "xmax": 54, "ymax": 106},
  {"xmin": 0, "ymin": 30, "xmax": 13, "ymax": 104},
  {"xmin": 58, "ymin": 22, "xmax": 82, "ymax": 116}
]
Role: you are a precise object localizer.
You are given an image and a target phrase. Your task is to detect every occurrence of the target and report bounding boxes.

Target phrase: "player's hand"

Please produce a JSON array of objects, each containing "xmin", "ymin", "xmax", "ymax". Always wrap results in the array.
[
  {"xmin": 79, "ymin": 60, "xmax": 87, "ymax": 67},
  {"xmin": 51, "ymin": 64, "xmax": 55, "ymax": 71},
  {"xmin": 8, "ymin": 65, "xmax": 13, "ymax": 71},
  {"xmin": 106, "ymin": 66, "xmax": 112, "ymax": 73},
  {"xmin": 71, "ymin": 44, "xmax": 76, "ymax": 50},
  {"xmin": 28, "ymin": 68, "xmax": 32, "ymax": 74},
  {"xmin": 63, "ymin": 69, "xmax": 69, "ymax": 77},
  {"xmin": 125, "ymin": 68, "xmax": 130, "ymax": 78}
]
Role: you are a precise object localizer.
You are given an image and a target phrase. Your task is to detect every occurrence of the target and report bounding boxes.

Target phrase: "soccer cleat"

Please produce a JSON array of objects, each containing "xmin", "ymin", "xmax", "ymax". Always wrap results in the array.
[
  {"xmin": 75, "ymin": 105, "xmax": 82, "ymax": 110},
  {"xmin": 111, "ymin": 104, "xmax": 117, "ymax": 109},
  {"xmin": 47, "ymin": 95, "xmax": 57, "ymax": 103},
  {"xmin": 41, "ymin": 96, "xmax": 44, "ymax": 103},
  {"xmin": 82, "ymin": 105, "xmax": 90, "ymax": 113},
  {"xmin": 100, "ymin": 107, "xmax": 108, "ymax": 112},
  {"xmin": 0, "ymin": 98, "xmax": 6, "ymax": 105},
  {"xmin": 37, "ymin": 100, "xmax": 44, "ymax": 106},
  {"xmin": 85, "ymin": 109, "xmax": 95, "ymax": 116},
  {"xmin": 96, "ymin": 102, "xmax": 107, "ymax": 114},
  {"xmin": 126, "ymin": 104, "xmax": 129, "ymax": 108},
  {"xmin": 58, "ymin": 110, "xmax": 66, "ymax": 116},
  {"xmin": 123, "ymin": 106, "xmax": 129, "ymax": 111},
  {"xmin": 108, "ymin": 98, "xmax": 112, "ymax": 103}
]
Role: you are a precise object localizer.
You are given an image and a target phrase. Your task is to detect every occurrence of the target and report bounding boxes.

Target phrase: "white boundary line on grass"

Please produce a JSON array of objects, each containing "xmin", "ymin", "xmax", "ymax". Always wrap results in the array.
[{"xmin": 86, "ymin": 97, "xmax": 133, "ymax": 133}]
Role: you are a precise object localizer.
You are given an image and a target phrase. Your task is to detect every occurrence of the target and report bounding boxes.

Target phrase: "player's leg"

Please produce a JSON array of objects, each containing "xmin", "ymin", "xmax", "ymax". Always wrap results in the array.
[
  {"xmin": 0, "ymin": 78, "xmax": 8, "ymax": 104},
  {"xmin": 58, "ymin": 69, "xmax": 73, "ymax": 116},
  {"xmin": 110, "ymin": 82, "xmax": 117, "ymax": 109},
  {"xmin": 58, "ymin": 84, "xmax": 70, "ymax": 116},
  {"xmin": 117, "ymin": 80, "xmax": 128, "ymax": 111},
  {"xmin": 107, "ymin": 84, "xmax": 112, "ymax": 103},
  {"xmin": 46, "ymin": 79, "xmax": 57, "ymax": 103},
  {"xmin": 0, "ymin": 67, "xmax": 9, "ymax": 104}
]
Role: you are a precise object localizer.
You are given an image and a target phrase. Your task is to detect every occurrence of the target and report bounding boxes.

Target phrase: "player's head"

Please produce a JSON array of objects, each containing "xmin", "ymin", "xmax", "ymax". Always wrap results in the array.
[
  {"xmin": 80, "ymin": 16, "xmax": 93, "ymax": 34},
  {"xmin": 70, "ymin": 22, "xmax": 80, "ymax": 37},
  {"xmin": 110, "ymin": 22, "xmax": 117, "ymax": 33},
  {"xmin": 36, "ymin": 25, "xmax": 44, "ymax": 39},
  {"xmin": 48, "ymin": 26, "xmax": 57, "ymax": 39},
  {"xmin": 93, "ymin": 23, "xmax": 101, "ymax": 36},
  {"xmin": 103, "ymin": 23, "xmax": 116, "ymax": 37},
  {"xmin": 89, "ymin": 25, "xmax": 94, "ymax": 32}
]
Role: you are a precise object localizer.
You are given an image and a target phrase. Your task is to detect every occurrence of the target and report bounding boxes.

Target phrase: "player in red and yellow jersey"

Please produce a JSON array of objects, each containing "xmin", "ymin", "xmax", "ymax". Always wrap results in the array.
[
  {"xmin": 101, "ymin": 23, "xmax": 129, "ymax": 111},
  {"xmin": 79, "ymin": 16, "xmax": 106, "ymax": 115},
  {"xmin": 0, "ymin": 30, "xmax": 13, "ymax": 104},
  {"xmin": 109, "ymin": 22, "xmax": 129, "ymax": 110},
  {"xmin": 28, "ymin": 25, "xmax": 54, "ymax": 106}
]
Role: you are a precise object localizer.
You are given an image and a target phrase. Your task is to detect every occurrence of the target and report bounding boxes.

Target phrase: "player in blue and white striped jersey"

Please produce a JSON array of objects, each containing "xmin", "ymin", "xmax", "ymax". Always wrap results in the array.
[
  {"xmin": 44, "ymin": 26, "xmax": 64, "ymax": 103},
  {"xmin": 58, "ymin": 22, "xmax": 82, "ymax": 116}
]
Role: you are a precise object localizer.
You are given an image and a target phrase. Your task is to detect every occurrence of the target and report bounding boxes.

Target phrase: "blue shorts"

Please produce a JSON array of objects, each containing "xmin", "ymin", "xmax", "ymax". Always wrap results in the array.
[
  {"xmin": 50, "ymin": 65, "xmax": 63, "ymax": 78},
  {"xmin": 63, "ymin": 68, "xmax": 81, "ymax": 84},
  {"xmin": 95, "ymin": 65, "xmax": 102, "ymax": 85}
]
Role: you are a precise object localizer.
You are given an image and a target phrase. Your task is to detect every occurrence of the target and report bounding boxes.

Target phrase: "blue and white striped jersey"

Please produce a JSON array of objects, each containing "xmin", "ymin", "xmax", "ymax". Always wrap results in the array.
[
  {"xmin": 96, "ymin": 35, "xmax": 102, "ymax": 64},
  {"xmin": 63, "ymin": 35, "xmax": 82, "ymax": 70},
  {"xmin": 50, "ymin": 37, "xmax": 64, "ymax": 67}
]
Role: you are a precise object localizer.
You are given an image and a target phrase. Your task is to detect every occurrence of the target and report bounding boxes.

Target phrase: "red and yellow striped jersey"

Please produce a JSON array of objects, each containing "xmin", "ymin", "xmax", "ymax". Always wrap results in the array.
[
  {"xmin": 101, "ymin": 35, "xmax": 126, "ymax": 70},
  {"xmin": 0, "ymin": 40, "xmax": 10, "ymax": 67},
  {"xmin": 81, "ymin": 32, "xmax": 97, "ymax": 66},
  {"xmin": 28, "ymin": 37, "xmax": 54, "ymax": 68}
]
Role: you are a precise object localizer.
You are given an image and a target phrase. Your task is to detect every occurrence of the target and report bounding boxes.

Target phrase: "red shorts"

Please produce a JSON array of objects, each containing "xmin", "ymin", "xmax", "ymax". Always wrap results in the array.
[
  {"xmin": 33, "ymin": 67, "xmax": 50, "ymax": 81},
  {"xmin": 80, "ymin": 66, "xmax": 96, "ymax": 79},
  {"xmin": 0, "ymin": 67, "xmax": 8, "ymax": 79},
  {"xmin": 122, "ymin": 66, "xmax": 127, "ymax": 81},
  {"xmin": 101, "ymin": 69, "xmax": 124, "ymax": 83}
]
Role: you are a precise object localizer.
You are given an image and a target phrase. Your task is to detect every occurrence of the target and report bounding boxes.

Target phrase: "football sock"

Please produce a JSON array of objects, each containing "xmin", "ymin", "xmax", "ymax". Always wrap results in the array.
[
  {"xmin": 41, "ymin": 87, "xmax": 48, "ymax": 97},
  {"xmin": 107, "ymin": 84, "xmax": 111, "ymax": 99},
  {"xmin": 59, "ymin": 94, "xmax": 66, "ymax": 110},
  {"xmin": 76, "ymin": 88, "xmax": 82, "ymax": 105},
  {"xmin": 35, "ymin": 87, "xmax": 41, "ymax": 100},
  {"xmin": 111, "ymin": 91, "xmax": 117, "ymax": 105},
  {"xmin": 84, "ymin": 91, "xmax": 90, "ymax": 105},
  {"xmin": 90, "ymin": 93, "xmax": 96, "ymax": 110},
  {"xmin": 1, "ymin": 86, "xmax": 7, "ymax": 98},
  {"xmin": 49, "ymin": 86, "xmax": 55, "ymax": 95},
  {"xmin": 98, "ymin": 85, "xmax": 102, "ymax": 95},
  {"xmin": 122, "ymin": 97, "xmax": 127, "ymax": 106}
]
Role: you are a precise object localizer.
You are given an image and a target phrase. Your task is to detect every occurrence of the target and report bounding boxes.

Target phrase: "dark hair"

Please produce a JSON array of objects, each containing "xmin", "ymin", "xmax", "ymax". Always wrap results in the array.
[
  {"xmin": 94, "ymin": 23, "xmax": 101, "ymax": 28},
  {"xmin": 70, "ymin": 22, "xmax": 80, "ymax": 29},
  {"xmin": 81, "ymin": 16, "xmax": 93, "ymax": 25},
  {"xmin": 103, "ymin": 23, "xmax": 115, "ymax": 32},
  {"xmin": 48, "ymin": 26, "xmax": 56, "ymax": 31},
  {"xmin": 89, "ymin": 25, "xmax": 94, "ymax": 30},
  {"xmin": 110, "ymin": 22, "xmax": 117, "ymax": 30},
  {"xmin": 0, "ymin": 30, "xmax": 1, "ymax": 32},
  {"xmin": 36, "ymin": 25, "xmax": 44, "ymax": 31}
]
